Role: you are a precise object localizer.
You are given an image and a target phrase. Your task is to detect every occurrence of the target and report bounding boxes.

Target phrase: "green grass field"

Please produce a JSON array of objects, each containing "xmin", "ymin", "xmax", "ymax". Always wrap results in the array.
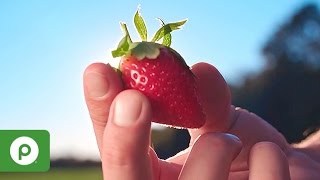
[{"xmin": 0, "ymin": 167, "xmax": 103, "ymax": 180}]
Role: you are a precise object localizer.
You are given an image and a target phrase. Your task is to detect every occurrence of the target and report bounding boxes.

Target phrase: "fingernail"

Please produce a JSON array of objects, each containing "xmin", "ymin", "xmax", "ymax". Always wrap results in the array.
[
  {"xmin": 85, "ymin": 72, "xmax": 109, "ymax": 98},
  {"xmin": 225, "ymin": 133, "xmax": 241, "ymax": 142},
  {"xmin": 113, "ymin": 93, "xmax": 142, "ymax": 127}
]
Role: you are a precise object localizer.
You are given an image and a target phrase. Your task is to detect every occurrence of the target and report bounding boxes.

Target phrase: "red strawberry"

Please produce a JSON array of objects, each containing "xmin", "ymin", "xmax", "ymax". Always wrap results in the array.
[{"xmin": 112, "ymin": 9, "xmax": 205, "ymax": 128}]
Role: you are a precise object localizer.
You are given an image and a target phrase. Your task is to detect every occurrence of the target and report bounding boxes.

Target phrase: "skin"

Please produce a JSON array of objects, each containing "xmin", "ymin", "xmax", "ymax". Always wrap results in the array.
[{"xmin": 83, "ymin": 62, "xmax": 320, "ymax": 180}]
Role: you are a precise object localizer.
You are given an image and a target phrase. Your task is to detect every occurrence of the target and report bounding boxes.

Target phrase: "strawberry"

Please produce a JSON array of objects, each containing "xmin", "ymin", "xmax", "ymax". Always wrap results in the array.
[{"xmin": 111, "ymin": 9, "xmax": 205, "ymax": 128}]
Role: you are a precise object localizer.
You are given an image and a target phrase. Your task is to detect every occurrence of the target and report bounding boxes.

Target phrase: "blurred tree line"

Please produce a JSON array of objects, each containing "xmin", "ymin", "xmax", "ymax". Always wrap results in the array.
[
  {"xmin": 153, "ymin": 3, "xmax": 320, "ymax": 159},
  {"xmin": 232, "ymin": 3, "xmax": 320, "ymax": 143}
]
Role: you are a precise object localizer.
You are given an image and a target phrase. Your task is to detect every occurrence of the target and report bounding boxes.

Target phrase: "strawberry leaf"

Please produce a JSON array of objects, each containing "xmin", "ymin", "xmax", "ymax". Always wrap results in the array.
[
  {"xmin": 112, "ymin": 9, "xmax": 187, "ymax": 59},
  {"xmin": 111, "ymin": 35, "xmax": 131, "ymax": 57},
  {"xmin": 134, "ymin": 8, "xmax": 147, "ymax": 41},
  {"xmin": 111, "ymin": 23, "xmax": 133, "ymax": 58},
  {"xmin": 162, "ymin": 33, "xmax": 172, "ymax": 46},
  {"xmin": 157, "ymin": 18, "xmax": 172, "ymax": 47},
  {"xmin": 151, "ymin": 19, "xmax": 187, "ymax": 43},
  {"xmin": 120, "ymin": 22, "xmax": 133, "ymax": 44}
]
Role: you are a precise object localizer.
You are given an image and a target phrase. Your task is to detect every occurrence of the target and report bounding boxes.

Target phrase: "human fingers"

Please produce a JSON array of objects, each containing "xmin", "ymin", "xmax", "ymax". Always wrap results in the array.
[
  {"xmin": 190, "ymin": 62, "xmax": 232, "ymax": 138},
  {"xmin": 189, "ymin": 63, "xmax": 285, "ymax": 141},
  {"xmin": 179, "ymin": 133, "xmax": 242, "ymax": 180},
  {"xmin": 227, "ymin": 107, "xmax": 289, "ymax": 171},
  {"xmin": 293, "ymin": 129, "xmax": 320, "ymax": 162},
  {"xmin": 189, "ymin": 62, "xmax": 289, "ymax": 170},
  {"xmin": 83, "ymin": 63, "xmax": 123, "ymax": 153},
  {"xmin": 189, "ymin": 62, "xmax": 285, "ymax": 147},
  {"xmin": 102, "ymin": 90, "xmax": 153, "ymax": 180},
  {"xmin": 249, "ymin": 142, "xmax": 291, "ymax": 180},
  {"xmin": 169, "ymin": 62, "xmax": 232, "ymax": 168}
]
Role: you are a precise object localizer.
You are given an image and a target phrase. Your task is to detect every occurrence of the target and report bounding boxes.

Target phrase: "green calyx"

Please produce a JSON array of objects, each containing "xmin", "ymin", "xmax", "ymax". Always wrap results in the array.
[
  {"xmin": 111, "ymin": 8, "xmax": 187, "ymax": 60},
  {"xmin": 129, "ymin": 42, "xmax": 161, "ymax": 60}
]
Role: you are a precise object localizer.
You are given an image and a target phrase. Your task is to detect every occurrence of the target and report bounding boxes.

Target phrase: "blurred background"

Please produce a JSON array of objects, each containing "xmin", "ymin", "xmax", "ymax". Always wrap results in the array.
[{"xmin": 1, "ymin": 0, "xmax": 320, "ymax": 179}]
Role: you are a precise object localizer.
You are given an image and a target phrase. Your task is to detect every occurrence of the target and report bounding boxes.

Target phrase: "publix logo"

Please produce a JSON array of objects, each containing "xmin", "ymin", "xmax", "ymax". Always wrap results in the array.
[
  {"xmin": 10, "ymin": 136, "xmax": 39, "ymax": 165},
  {"xmin": 0, "ymin": 130, "xmax": 50, "ymax": 172}
]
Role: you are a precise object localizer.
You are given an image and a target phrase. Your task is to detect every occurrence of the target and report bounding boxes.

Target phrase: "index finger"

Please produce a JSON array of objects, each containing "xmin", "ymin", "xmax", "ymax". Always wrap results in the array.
[
  {"xmin": 189, "ymin": 62, "xmax": 232, "ymax": 143},
  {"xmin": 83, "ymin": 63, "xmax": 123, "ymax": 153}
]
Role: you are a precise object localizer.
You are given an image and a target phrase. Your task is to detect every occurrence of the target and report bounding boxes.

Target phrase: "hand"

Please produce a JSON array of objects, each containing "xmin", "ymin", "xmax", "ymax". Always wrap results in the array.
[
  {"xmin": 83, "ymin": 62, "xmax": 319, "ymax": 179},
  {"xmin": 83, "ymin": 63, "xmax": 242, "ymax": 179}
]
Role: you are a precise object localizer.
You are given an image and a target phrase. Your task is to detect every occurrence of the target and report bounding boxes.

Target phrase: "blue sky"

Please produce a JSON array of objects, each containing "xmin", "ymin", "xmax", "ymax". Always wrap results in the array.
[{"xmin": 1, "ymin": 0, "xmax": 319, "ymax": 159}]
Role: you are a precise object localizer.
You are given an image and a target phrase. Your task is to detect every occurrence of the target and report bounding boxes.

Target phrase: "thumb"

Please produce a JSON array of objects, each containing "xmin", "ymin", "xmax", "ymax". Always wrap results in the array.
[{"xmin": 101, "ymin": 90, "xmax": 153, "ymax": 180}]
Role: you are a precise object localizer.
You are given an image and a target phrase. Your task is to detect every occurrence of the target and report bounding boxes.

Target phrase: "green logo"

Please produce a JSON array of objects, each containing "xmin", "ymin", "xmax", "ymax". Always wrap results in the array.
[{"xmin": 0, "ymin": 130, "xmax": 50, "ymax": 172}]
